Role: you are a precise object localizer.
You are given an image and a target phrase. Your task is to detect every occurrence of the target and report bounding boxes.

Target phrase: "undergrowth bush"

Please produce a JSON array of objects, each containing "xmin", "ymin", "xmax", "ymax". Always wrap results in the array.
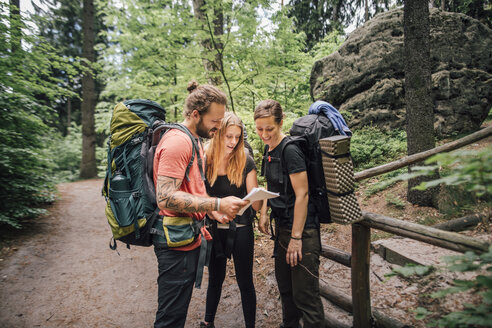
[
  {"xmin": 412, "ymin": 148, "xmax": 492, "ymax": 199},
  {"xmin": 364, "ymin": 168, "xmax": 407, "ymax": 196},
  {"xmin": 379, "ymin": 147, "xmax": 492, "ymax": 203},
  {"xmin": 350, "ymin": 126, "xmax": 407, "ymax": 171},
  {"xmin": 49, "ymin": 124, "xmax": 83, "ymax": 182},
  {"xmin": 0, "ymin": 94, "xmax": 57, "ymax": 228}
]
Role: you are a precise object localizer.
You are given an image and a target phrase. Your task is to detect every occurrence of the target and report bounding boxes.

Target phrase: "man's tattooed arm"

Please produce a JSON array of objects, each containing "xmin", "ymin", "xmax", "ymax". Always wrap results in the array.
[{"xmin": 156, "ymin": 176, "xmax": 216, "ymax": 213}]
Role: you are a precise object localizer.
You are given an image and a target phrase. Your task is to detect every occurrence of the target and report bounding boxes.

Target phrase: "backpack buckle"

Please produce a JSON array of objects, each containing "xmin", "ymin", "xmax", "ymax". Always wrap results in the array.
[
  {"xmin": 132, "ymin": 191, "xmax": 141, "ymax": 198},
  {"xmin": 131, "ymin": 137, "xmax": 142, "ymax": 145}
]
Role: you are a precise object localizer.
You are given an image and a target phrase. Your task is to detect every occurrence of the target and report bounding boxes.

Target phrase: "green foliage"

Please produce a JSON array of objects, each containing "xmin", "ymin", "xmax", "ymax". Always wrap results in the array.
[
  {"xmin": 0, "ymin": 93, "xmax": 57, "ymax": 228},
  {"xmin": 388, "ymin": 248, "xmax": 492, "ymax": 327},
  {"xmin": 385, "ymin": 192, "xmax": 406, "ymax": 209},
  {"xmin": 96, "ymin": 0, "xmax": 344, "ymax": 119},
  {"xmin": 0, "ymin": 3, "xmax": 81, "ymax": 228},
  {"xmin": 385, "ymin": 263, "xmax": 434, "ymax": 278},
  {"xmin": 414, "ymin": 307, "xmax": 433, "ymax": 320},
  {"xmin": 366, "ymin": 147, "xmax": 492, "ymax": 210},
  {"xmin": 310, "ymin": 30, "xmax": 345, "ymax": 62},
  {"xmin": 370, "ymin": 231, "xmax": 394, "ymax": 242},
  {"xmin": 49, "ymin": 124, "xmax": 83, "ymax": 182},
  {"xmin": 417, "ymin": 247, "xmax": 492, "ymax": 327},
  {"xmin": 412, "ymin": 148, "xmax": 492, "ymax": 198},
  {"xmin": 98, "ymin": 0, "xmax": 202, "ymax": 115},
  {"xmin": 286, "ymin": 0, "xmax": 385, "ymax": 51},
  {"xmin": 351, "ymin": 126, "xmax": 407, "ymax": 170},
  {"xmin": 382, "ymin": 147, "xmax": 492, "ymax": 203},
  {"xmin": 31, "ymin": 0, "xmax": 107, "ymax": 134},
  {"xmin": 433, "ymin": 0, "xmax": 492, "ymax": 29},
  {"xmin": 96, "ymin": 0, "xmax": 345, "ymax": 175},
  {"xmin": 363, "ymin": 168, "xmax": 407, "ymax": 196}
]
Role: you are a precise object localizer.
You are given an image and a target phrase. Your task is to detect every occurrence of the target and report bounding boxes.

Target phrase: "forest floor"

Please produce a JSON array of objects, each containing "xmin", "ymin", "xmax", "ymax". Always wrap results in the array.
[{"xmin": 0, "ymin": 131, "xmax": 490, "ymax": 328}]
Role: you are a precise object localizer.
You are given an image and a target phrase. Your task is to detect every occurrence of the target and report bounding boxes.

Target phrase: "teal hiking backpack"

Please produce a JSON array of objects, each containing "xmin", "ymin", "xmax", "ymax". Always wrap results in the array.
[{"xmin": 102, "ymin": 99, "xmax": 203, "ymax": 250}]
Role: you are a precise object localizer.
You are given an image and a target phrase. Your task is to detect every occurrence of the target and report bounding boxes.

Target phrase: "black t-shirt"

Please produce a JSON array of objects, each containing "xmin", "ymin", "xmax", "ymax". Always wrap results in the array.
[
  {"xmin": 205, "ymin": 154, "xmax": 256, "ymax": 225},
  {"xmin": 264, "ymin": 137, "xmax": 319, "ymax": 228}
]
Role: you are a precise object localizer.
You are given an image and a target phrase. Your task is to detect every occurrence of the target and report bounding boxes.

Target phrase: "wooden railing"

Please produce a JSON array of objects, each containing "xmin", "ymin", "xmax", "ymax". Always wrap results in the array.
[{"xmin": 320, "ymin": 125, "xmax": 492, "ymax": 328}]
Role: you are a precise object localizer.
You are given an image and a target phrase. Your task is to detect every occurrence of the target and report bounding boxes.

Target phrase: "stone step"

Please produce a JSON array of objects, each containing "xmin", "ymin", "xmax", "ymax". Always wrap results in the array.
[{"xmin": 371, "ymin": 237, "xmax": 459, "ymax": 267}]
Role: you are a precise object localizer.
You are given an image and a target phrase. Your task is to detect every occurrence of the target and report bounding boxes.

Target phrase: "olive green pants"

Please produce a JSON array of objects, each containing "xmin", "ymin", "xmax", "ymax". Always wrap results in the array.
[{"xmin": 275, "ymin": 227, "xmax": 325, "ymax": 328}]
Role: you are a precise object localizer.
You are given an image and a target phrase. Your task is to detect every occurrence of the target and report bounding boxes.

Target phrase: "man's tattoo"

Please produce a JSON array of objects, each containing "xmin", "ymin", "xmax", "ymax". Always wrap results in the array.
[{"xmin": 156, "ymin": 176, "xmax": 215, "ymax": 213}]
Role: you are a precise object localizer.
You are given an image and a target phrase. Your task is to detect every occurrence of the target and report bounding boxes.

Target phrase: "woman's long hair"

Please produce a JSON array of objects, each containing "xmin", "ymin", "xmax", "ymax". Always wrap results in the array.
[{"xmin": 205, "ymin": 112, "xmax": 246, "ymax": 187}]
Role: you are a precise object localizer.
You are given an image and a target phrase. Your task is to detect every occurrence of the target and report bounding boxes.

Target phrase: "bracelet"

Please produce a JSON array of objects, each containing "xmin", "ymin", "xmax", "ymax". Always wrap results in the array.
[
  {"xmin": 290, "ymin": 236, "xmax": 302, "ymax": 240},
  {"xmin": 215, "ymin": 198, "xmax": 221, "ymax": 212}
]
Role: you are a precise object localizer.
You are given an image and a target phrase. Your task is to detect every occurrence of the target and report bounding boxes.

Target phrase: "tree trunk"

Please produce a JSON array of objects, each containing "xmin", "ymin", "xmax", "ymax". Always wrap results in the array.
[
  {"xmin": 365, "ymin": 0, "xmax": 369, "ymax": 22},
  {"xmin": 80, "ymin": 0, "xmax": 97, "ymax": 179},
  {"xmin": 9, "ymin": 0, "xmax": 20, "ymax": 54},
  {"xmin": 332, "ymin": 0, "xmax": 339, "ymax": 21},
  {"xmin": 404, "ymin": 0, "xmax": 438, "ymax": 206},
  {"xmin": 192, "ymin": 0, "xmax": 222, "ymax": 85},
  {"xmin": 66, "ymin": 98, "xmax": 71, "ymax": 135}
]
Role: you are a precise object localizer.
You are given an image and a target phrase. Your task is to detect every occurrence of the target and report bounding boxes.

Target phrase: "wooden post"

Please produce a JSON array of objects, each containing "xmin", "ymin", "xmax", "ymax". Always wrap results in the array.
[{"xmin": 352, "ymin": 223, "xmax": 372, "ymax": 327}]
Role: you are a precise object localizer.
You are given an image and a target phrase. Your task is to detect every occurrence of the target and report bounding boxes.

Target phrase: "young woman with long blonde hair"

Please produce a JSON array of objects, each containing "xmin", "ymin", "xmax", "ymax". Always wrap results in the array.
[{"xmin": 201, "ymin": 112, "xmax": 262, "ymax": 328}]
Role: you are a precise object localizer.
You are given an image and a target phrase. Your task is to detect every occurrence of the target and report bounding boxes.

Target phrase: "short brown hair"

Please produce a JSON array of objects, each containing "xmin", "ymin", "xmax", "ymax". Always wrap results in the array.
[
  {"xmin": 254, "ymin": 99, "xmax": 284, "ymax": 124},
  {"xmin": 184, "ymin": 80, "xmax": 227, "ymax": 117}
]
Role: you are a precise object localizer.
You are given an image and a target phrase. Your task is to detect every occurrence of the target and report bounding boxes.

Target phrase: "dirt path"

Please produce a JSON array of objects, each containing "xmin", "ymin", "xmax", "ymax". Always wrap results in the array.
[
  {"xmin": 0, "ymin": 179, "xmax": 282, "ymax": 328},
  {"xmin": 0, "ymin": 174, "xmax": 489, "ymax": 327},
  {"xmin": 0, "ymin": 180, "xmax": 409, "ymax": 328}
]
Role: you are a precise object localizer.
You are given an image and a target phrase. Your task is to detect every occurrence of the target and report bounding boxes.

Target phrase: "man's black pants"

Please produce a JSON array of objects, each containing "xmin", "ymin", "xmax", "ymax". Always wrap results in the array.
[{"xmin": 154, "ymin": 246, "xmax": 200, "ymax": 328}]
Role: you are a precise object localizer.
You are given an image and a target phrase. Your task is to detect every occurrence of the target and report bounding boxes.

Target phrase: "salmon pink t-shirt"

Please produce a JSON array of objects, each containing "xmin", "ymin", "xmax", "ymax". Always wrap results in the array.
[{"xmin": 153, "ymin": 128, "xmax": 207, "ymax": 251}]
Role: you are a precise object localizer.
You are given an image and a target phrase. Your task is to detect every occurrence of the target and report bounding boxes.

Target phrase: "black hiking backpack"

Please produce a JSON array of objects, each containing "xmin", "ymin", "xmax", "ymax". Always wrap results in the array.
[
  {"xmin": 261, "ymin": 104, "xmax": 352, "ymax": 224},
  {"xmin": 102, "ymin": 99, "xmax": 203, "ymax": 250}
]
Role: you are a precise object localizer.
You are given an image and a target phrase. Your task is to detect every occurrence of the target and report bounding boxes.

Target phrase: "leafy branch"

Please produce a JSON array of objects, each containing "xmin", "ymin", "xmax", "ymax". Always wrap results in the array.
[{"xmin": 410, "ymin": 247, "xmax": 492, "ymax": 327}]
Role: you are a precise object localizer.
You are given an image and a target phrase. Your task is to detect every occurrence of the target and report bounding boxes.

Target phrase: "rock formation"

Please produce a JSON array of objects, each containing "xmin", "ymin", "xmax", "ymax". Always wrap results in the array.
[{"xmin": 310, "ymin": 8, "xmax": 492, "ymax": 136}]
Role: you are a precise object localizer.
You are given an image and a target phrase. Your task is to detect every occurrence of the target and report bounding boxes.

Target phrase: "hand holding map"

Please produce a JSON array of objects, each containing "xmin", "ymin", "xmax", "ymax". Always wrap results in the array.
[{"xmin": 237, "ymin": 187, "xmax": 279, "ymax": 215}]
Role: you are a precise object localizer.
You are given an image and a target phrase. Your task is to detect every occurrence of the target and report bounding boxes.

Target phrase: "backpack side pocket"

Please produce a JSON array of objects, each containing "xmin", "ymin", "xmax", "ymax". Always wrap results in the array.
[{"xmin": 108, "ymin": 188, "xmax": 141, "ymax": 227}]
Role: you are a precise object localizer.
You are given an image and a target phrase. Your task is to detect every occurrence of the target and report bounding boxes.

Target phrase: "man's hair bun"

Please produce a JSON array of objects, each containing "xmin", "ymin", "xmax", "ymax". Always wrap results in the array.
[{"xmin": 187, "ymin": 80, "xmax": 199, "ymax": 94}]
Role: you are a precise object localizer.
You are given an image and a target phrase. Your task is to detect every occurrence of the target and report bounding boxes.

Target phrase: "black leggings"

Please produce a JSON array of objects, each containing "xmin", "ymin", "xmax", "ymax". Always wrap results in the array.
[{"xmin": 204, "ymin": 224, "xmax": 256, "ymax": 327}]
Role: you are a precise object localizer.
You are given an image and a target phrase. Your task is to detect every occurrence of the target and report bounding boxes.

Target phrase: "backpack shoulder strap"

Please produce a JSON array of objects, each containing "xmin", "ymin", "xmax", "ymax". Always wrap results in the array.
[
  {"xmin": 173, "ymin": 123, "xmax": 205, "ymax": 181},
  {"xmin": 154, "ymin": 123, "xmax": 205, "ymax": 182},
  {"xmin": 260, "ymin": 144, "xmax": 269, "ymax": 177},
  {"xmin": 277, "ymin": 136, "xmax": 293, "ymax": 185}
]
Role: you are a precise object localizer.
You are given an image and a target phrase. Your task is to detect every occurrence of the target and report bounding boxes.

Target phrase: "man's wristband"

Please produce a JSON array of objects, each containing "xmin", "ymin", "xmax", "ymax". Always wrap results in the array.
[
  {"xmin": 290, "ymin": 236, "xmax": 302, "ymax": 240},
  {"xmin": 215, "ymin": 197, "xmax": 221, "ymax": 212}
]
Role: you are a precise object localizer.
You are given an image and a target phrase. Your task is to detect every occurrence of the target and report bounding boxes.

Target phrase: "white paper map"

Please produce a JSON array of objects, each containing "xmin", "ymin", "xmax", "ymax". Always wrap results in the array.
[{"xmin": 237, "ymin": 187, "xmax": 279, "ymax": 215}]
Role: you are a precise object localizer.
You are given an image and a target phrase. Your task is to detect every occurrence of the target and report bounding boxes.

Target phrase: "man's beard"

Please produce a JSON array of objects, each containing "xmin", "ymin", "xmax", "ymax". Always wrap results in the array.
[{"xmin": 196, "ymin": 118, "xmax": 217, "ymax": 139}]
